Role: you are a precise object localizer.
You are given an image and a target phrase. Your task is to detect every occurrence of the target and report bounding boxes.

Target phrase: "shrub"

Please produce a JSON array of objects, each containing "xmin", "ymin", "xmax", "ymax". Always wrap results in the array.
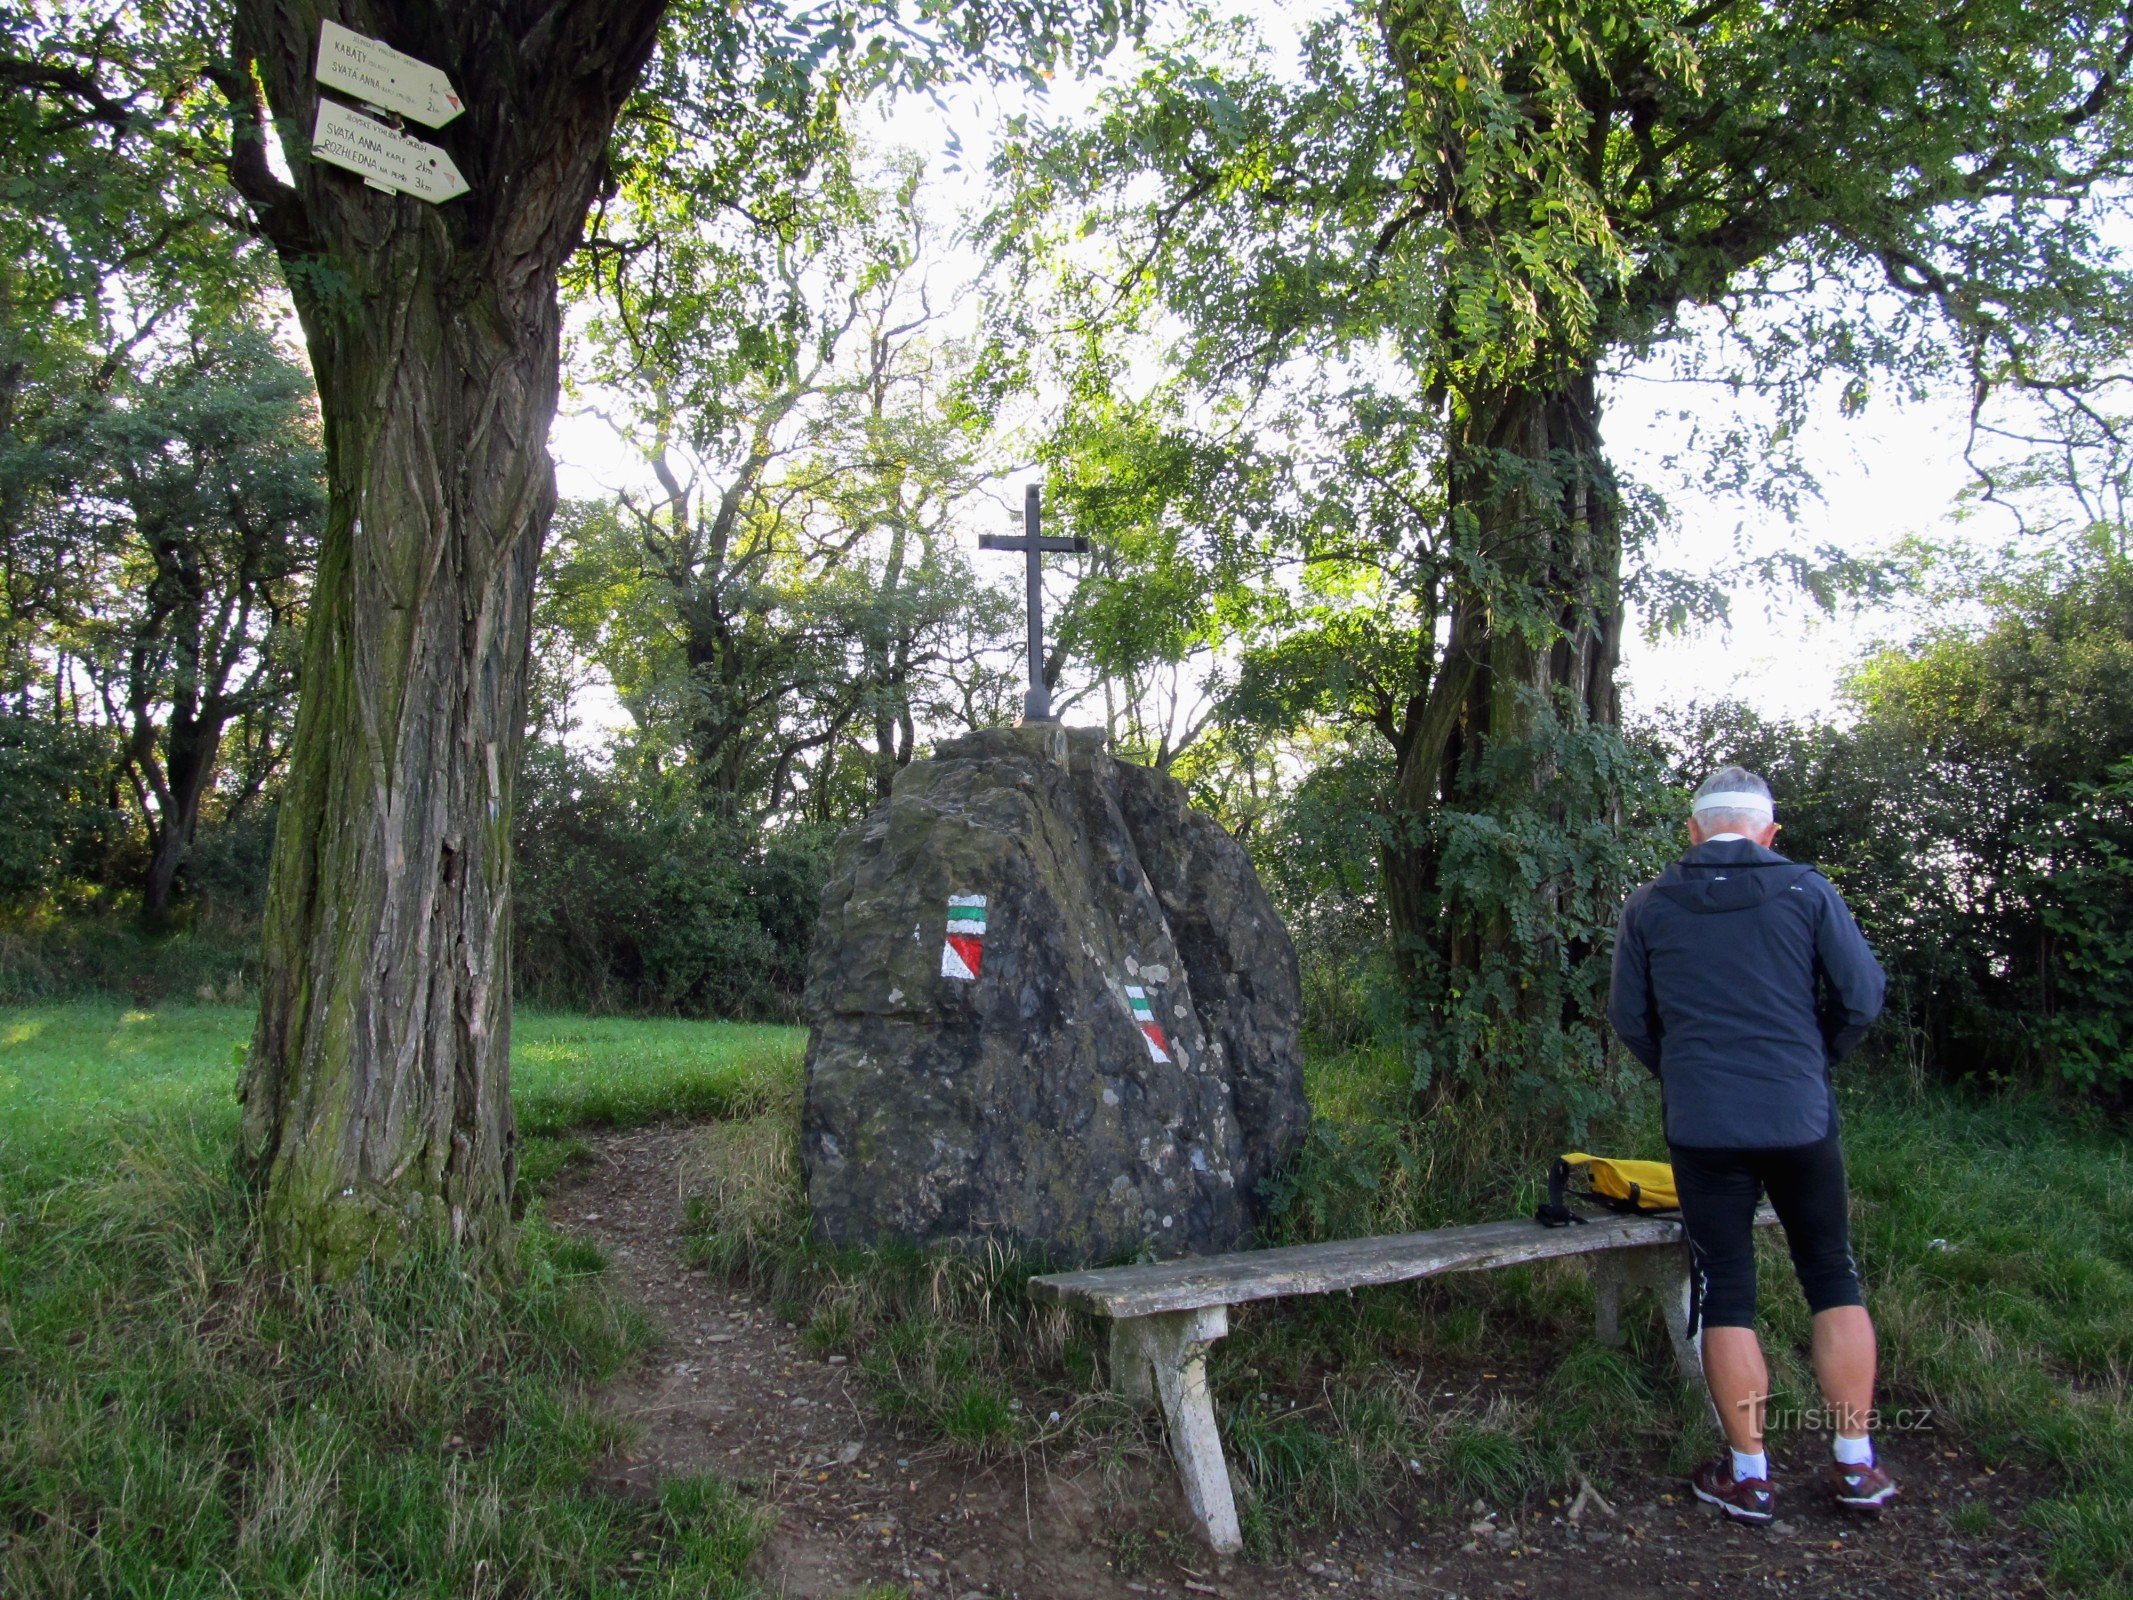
[
  {"xmin": 512, "ymin": 741, "xmax": 831, "ymax": 1020},
  {"xmin": 1257, "ymin": 702, "xmax": 1679, "ymax": 1139},
  {"xmin": 0, "ymin": 715, "xmax": 123, "ymax": 896}
]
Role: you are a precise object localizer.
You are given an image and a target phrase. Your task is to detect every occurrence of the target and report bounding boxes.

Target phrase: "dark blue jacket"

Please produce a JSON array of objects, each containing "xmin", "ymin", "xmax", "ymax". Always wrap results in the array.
[{"xmin": 1608, "ymin": 839, "xmax": 1886, "ymax": 1149}]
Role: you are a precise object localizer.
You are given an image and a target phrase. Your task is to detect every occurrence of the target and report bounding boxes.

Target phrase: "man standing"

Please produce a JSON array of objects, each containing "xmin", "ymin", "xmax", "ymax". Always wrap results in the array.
[{"xmin": 1608, "ymin": 766, "xmax": 1896, "ymax": 1522}]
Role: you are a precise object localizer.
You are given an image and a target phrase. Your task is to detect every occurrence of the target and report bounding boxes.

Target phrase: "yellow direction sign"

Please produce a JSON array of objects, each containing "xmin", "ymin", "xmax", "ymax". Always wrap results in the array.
[
  {"xmin": 316, "ymin": 19, "xmax": 464, "ymax": 129},
  {"xmin": 310, "ymin": 100, "xmax": 469, "ymax": 203}
]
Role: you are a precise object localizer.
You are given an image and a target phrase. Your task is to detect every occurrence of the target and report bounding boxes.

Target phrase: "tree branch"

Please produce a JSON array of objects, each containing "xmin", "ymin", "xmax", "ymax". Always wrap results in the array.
[
  {"xmin": 0, "ymin": 53, "xmax": 144, "ymax": 135},
  {"xmin": 202, "ymin": 52, "xmax": 313, "ymax": 259}
]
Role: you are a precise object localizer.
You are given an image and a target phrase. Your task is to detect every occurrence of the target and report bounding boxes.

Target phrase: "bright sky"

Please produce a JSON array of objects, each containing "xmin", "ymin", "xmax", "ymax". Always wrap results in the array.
[
  {"xmin": 549, "ymin": 2, "xmax": 2026, "ymax": 739},
  {"xmin": 1607, "ymin": 373, "xmax": 2007, "ymax": 725}
]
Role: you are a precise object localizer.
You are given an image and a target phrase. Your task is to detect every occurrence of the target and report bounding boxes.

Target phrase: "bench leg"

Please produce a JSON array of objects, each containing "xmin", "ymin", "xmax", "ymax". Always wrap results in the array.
[
  {"xmin": 1591, "ymin": 1262, "xmax": 1624, "ymax": 1347},
  {"xmin": 1655, "ymin": 1255, "xmax": 1704, "ymax": 1386},
  {"xmin": 1586, "ymin": 1246, "xmax": 1704, "ymax": 1384},
  {"xmin": 1110, "ymin": 1317, "xmax": 1157, "ymax": 1407},
  {"xmin": 1108, "ymin": 1307, "xmax": 1241, "ymax": 1556}
]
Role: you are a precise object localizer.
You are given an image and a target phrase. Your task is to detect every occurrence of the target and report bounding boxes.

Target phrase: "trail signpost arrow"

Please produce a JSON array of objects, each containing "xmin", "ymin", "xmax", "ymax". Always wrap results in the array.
[
  {"xmin": 316, "ymin": 19, "xmax": 464, "ymax": 128},
  {"xmin": 979, "ymin": 485, "xmax": 1089, "ymax": 724},
  {"xmin": 311, "ymin": 99, "xmax": 469, "ymax": 203}
]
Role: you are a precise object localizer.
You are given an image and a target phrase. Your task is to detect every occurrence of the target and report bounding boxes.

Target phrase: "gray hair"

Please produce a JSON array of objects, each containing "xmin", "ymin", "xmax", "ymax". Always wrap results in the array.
[{"xmin": 1691, "ymin": 765, "xmax": 1774, "ymax": 831}]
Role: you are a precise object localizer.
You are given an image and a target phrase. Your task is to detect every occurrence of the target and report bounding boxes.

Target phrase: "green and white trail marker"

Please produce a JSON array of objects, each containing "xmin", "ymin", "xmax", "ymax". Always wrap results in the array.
[{"xmin": 942, "ymin": 895, "xmax": 988, "ymax": 981}]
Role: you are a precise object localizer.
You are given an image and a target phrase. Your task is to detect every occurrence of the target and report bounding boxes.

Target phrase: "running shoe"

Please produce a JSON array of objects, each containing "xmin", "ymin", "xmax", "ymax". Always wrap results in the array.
[
  {"xmin": 1829, "ymin": 1454, "xmax": 1900, "ymax": 1510},
  {"xmin": 1690, "ymin": 1454, "xmax": 1776, "ymax": 1524}
]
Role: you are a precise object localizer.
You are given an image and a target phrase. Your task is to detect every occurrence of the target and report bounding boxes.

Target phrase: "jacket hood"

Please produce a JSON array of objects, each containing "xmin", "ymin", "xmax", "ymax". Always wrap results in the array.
[{"xmin": 1651, "ymin": 839, "xmax": 1818, "ymax": 915}]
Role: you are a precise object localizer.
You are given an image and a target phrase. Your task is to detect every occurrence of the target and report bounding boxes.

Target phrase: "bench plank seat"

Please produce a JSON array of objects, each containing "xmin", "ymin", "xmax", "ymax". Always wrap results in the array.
[
  {"xmin": 1031, "ymin": 1210, "xmax": 1713, "ymax": 1319},
  {"xmin": 1031, "ymin": 1205, "xmax": 1778, "ymax": 1557}
]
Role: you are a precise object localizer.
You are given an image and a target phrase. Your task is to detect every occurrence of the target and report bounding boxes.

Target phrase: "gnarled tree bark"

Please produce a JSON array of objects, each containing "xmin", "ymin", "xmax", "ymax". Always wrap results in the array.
[
  {"xmin": 1381, "ymin": 367, "xmax": 1625, "ymax": 983},
  {"xmin": 226, "ymin": 1, "xmax": 669, "ymax": 1274}
]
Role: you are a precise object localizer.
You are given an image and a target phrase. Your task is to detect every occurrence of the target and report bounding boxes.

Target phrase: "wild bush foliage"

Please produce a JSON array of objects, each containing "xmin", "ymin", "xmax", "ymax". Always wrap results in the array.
[
  {"xmin": 513, "ymin": 742, "xmax": 831, "ymax": 1021},
  {"xmin": 1657, "ymin": 537, "xmax": 2133, "ymax": 1092}
]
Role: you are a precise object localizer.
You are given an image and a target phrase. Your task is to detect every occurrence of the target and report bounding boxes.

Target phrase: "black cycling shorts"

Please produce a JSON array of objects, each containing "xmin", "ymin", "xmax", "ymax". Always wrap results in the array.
[{"xmin": 1670, "ymin": 1131, "xmax": 1864, "ymax": 1333}]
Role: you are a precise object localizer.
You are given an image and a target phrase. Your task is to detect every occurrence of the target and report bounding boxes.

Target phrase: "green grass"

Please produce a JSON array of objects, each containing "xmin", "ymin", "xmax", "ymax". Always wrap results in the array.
[
  {"xmin": 1837, "ymin": 1091, "xmax": 2133, "ymax": 1596},
  {"xmin": 1248, "ymin": 1056, "xmax": 2133, "ymax": 1589},
  {"xmin": 0, "ymin": 1002, "xmax": 803, "ymax": 1192},
  {"xmin": 676, "ymin": 1037, "xmax": 2133, "ymax": 1591},
  {"xmin": 9, "ymin": 1001, "xmax": 2133, "ymax": 1594},
  {"xmin": 0, "ymin": 1001, "xmax": 803, "ymax": 1598},
  {"xmin": 1, "ymin": 1003, "xmax": 246, "ymax": 1186},
  {"xmin": 512, "ymin": 1015, "xmax": 805, "ymax": 1134}
]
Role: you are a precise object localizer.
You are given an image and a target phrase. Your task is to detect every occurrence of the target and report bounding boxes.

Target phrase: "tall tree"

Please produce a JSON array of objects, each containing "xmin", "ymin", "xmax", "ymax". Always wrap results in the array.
[
  {"xmin": 1000, "ymin": 0, "xmax": 2133, "ymax": 1097},
  {"xmin": 569, "ymin": 154, "xmax": 871, "ymax": 813},
  {"xmin": 70, "ymin": 318, "xmax": 321, "ymax": 919},
  {"xmin": 0, "ymin": 0, "xmax": 267, "ymax": 708},
  {"xmin": 570, "ymin": 152, "xmax": 1018, "ymax": 821},
  {"xmin": 199, "ymin": 0, "xmax": 682, "ymax": 1273},
  {"xmin": 144, "ymin": 0, "xmax": 1131, "ymax": 1273},
  {"xmin": 781, "ymin": 191, "xmax": 1023, "ymax": 808}
]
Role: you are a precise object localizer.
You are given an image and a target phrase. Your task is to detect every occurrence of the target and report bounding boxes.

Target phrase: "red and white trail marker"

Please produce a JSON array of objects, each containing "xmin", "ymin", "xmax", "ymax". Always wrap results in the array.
[
  {"xmin": 1126, "ymin": 985, "xmax": 1171, "ymax": 1063},
  {"xmin": 941, "ymin": 895, "xmax": 987, "ymax": 981}
]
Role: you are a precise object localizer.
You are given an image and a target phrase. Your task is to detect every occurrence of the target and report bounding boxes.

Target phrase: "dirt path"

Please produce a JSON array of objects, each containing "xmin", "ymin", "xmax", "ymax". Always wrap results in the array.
[{"xmin": 546, "ymin": 1125, "xmax": 2053, "ymax": 1600}]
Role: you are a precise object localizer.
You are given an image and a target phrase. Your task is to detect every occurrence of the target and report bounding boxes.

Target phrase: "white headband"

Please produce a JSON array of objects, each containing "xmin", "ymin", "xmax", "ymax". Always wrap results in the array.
[{"xmin": 1692, "ymin": 789, "xmax": 1774, "ymax": 818}]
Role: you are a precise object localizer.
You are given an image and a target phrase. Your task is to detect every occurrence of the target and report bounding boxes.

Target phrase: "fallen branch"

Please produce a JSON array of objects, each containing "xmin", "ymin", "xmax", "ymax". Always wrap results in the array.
[{"xmin": 1567, "ymin": 1474, "xmax": 1616, "ymax": 1525}]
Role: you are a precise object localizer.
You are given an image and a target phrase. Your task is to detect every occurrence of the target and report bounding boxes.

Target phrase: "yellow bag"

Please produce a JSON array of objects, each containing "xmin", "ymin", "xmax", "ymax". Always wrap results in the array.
[{"xmin": 1535, "ymin": 1152, "xmax": 1678, "ymax": 1227}]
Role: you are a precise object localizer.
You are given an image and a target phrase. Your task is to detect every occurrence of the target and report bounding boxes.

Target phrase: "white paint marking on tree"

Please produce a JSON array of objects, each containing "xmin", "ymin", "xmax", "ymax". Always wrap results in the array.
[
  {"xmin": 316, "ymin": 19, "xmax": 464, "ymax": 128},
  {"xmin": 310, "ymin": 100, "xmax": 468, "ymax": 203}
]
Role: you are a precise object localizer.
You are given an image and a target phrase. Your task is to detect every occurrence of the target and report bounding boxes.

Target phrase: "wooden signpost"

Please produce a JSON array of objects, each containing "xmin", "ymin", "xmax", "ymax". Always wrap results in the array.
[
  {"xmin": 309, "ymin": 21, "xmax": 468, "ymax": 204},
  {"xmin": 310, "ymin": 99, "xmax": 468, "ymax": 202},
  {"xmin": 316, "ymin": 19, "xmax": 463, "ymax": 127}
]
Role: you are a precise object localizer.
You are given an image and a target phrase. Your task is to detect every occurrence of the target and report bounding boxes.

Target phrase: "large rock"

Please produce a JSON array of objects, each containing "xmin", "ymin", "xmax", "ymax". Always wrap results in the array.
[{"xmin": 800, "ymin": 723, "xmax": 1308, "ymax": 1265}]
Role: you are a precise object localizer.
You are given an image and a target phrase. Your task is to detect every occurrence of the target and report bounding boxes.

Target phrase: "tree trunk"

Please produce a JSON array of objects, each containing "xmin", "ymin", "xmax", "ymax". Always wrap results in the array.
[
  {"xmin": 141, "ymin": 706, "xmax": 223, "ymax": 921},
  {"xmin": 867, "ymin": 517, "xmax": 910, "ymax": 801},
  {"xmin": 229, "ymin": 1, "xmax": 667, "ymax": 1275},
  {"xmin": 1382, "ymin": 367, "xmax": 1625, "ymax": 983},
  {"xmin": 685, "ymin": 624, "xmax": 739, "ymax": 809}
]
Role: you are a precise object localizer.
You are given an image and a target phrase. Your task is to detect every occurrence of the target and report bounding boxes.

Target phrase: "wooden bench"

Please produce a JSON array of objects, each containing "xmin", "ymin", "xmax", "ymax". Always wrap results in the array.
[{"xmin": 1030, "ymin": 1207, "xmax": 1778, "ymax": 1554}]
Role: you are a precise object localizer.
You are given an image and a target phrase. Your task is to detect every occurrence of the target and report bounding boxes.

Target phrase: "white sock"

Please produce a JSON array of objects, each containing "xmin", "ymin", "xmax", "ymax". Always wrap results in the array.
[
  {"xmin": 1833, "ymin": 1433, "xmax": 1874, "ymax": 1467},
  {"xmin": 1731, "ymin": 1448, "xmax": 1769, "ymax": 1483}
]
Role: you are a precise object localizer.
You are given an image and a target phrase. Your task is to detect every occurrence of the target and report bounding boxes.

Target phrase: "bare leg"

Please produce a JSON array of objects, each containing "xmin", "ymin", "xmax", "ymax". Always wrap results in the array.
[
  {"xmin": 1812, "ymin": 1304, "xmax": 1877, "ymax": 1440},
  {"xmin": 1700, "ymin": 1325, "xmax": 1769, "ymax": 1454}
]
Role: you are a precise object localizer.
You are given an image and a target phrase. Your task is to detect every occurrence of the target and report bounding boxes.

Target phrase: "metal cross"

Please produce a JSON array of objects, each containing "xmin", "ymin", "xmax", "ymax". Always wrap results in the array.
[{"xmin": 979, "ymin": 484, "xmax": 1089, "ymax": 724}]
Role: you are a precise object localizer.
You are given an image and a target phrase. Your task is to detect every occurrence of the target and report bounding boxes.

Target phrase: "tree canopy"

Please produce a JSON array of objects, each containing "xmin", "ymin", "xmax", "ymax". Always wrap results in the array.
[
  {"xmin": 990, "ymin": 0, "xmax": 2133, "ymax": 1105},
  {"xmin": 2, "ymin": 0, "xmax": 2131, "ymax": 1264}
]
